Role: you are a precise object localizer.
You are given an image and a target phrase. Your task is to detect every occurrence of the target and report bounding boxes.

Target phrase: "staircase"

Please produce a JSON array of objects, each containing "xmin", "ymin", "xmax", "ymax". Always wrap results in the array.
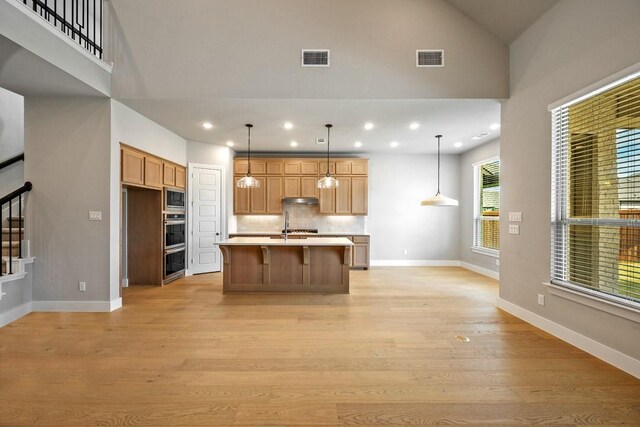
[{"xmin": 1, "ymin": 217, "xmax": 24, "ymax": 275}]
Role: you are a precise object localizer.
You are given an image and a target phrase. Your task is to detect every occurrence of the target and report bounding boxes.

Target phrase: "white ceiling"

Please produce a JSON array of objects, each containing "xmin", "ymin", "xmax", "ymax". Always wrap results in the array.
[
  {"xmin": 121, "ymin": 98, "xmax": 500, "ymax": 154},
  {"xmin": 446, "ymin": 0, "xmax": 558, "ymax": 44}
]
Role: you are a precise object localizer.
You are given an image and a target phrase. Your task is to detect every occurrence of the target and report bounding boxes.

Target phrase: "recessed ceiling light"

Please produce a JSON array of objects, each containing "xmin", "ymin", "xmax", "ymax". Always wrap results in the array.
[
  {"xmin": 354, "ymin": 141, "xmax": 362, "ymax": 148},
  {"xmin": 364, "ymin": 122, "xmax": 374, "ymax": 130},
  {"xmin": 290, "ymin": 141, "xmax": 298, "ymax": 147},
  {"xmin": 454, "ymin": 142, "xmax": 463, "ymax": 148},
  {"xmin": 283, "ymin": 122, "xmax": 294, "ymax": 130},
  {"xmin": 226, "ymin": 141, "xmax": 235, "ymax": 147},
  {"xmin": 202, "ymin": 122, "xmax": 213, "ymax": 130},
  {"xmin": 490, "ymin": 123, "xmax": 500, "ymax": 130},
  {"xmin": 390, "ymin": 141, "xmax": 399, "ymax": 148},
  {"xmin": 471, "ymin": 132, "xmax": 490, "ymax": 140},
  {"xmin": 409, "ymin": 122, "xmax": 420, "ymax": 130}
]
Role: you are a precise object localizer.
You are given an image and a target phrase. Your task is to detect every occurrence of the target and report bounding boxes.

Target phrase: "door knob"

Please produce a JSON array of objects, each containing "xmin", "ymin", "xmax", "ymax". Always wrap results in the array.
[{"xmin": 216, "ymin": 232, "xmax": 220, "ymax": 236}]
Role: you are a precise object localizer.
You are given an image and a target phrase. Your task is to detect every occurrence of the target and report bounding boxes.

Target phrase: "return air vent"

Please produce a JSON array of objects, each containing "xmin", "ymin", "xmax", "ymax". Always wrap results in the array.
[
  {"xmin": 416, "ymin": 50, "xmax": 444, "ymax": 67},
  {"xmin": 302, "ymin": 49, "xmax": 330, "ymax": 67}
]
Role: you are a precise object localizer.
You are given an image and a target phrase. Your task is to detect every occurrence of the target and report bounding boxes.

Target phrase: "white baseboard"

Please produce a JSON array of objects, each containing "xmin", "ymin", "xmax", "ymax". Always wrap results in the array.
[
  {"xmin": 32, "ymin": 300, "xmax": 116, "ymax": 312},
  {"xmin": 109, "ymin": 297, "xmax": 122, "ymax": 311},
  {"xmin": 497, "ymin": 297, "xmax": 640, "ymax": 379},
  {"xmin": 461, "ymin": 262, "xmax": 500, "ymax": 280},
  {"xmin": 370, "ymin": 260, "xmax": 461, "ymax": 267},
  {"xmin": 0, "ymin": 301, "xmax": 32, "ymax": 327}
]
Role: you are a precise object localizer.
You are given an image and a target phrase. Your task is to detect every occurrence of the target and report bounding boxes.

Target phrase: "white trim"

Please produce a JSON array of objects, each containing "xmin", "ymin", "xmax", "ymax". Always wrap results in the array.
[
  {"xmin": 370, "ymin": 260, "xmax": 461, "ymax": 267},
  {"xmin": 497, "ymin": 297, "xmax": 640, "ymax": 379},
  {"xmin": 545, "ymin": 282, "xmax": 640, "ymax": 324},
  {"xmin": 32, "ymin": 300, "xmax": 116, "ymax": 312},
  {"xmin": 548, "ymin": 61, "xmax": 640, "ymax": 111},
  {"xmin": 0, "ymin": 272, "xmax": 27, "ymax": 285},
  {"xmin": 109, "ymin": 297, "xmax": 122, "ymax": 311},
  {"xmin": 0, "ymin": 301, "xmax": 31, "ymax": 327},
  {"xmin": 472, "ymin": 155, "xmax": 500, "ymax": 168},
  {"xmin": 461, "ymin": 262, "xmax": 499, "ymax": 280},
  {"xmin": 471, "ymin": 246, "xmax": 500, "ymax": 258}
]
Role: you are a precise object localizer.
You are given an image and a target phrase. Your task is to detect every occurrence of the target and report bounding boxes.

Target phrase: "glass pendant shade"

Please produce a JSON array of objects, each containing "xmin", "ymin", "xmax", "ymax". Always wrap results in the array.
[
  {"xmin": 237, "ymin": 175, "xmax": 260, "ymax": 188},
  {"xmin": 317, "ymin": 175, "xmax": 339, "ymax": 189},
  {"xmin": 237, "ymin": 123, "xmax": 261, "ymax": 188},
  {"xmin": 421, "ymin": 134, "xmax": 458, "ymax": 207},
  {"xmin": 317, "ymin": 124, "xmax": 339, "ymax": 189}
]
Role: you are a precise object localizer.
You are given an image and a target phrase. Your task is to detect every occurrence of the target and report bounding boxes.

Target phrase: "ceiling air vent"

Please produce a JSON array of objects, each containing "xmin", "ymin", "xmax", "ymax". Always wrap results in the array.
[
  {"xmin": 416, "ymin": 50, "xmax": 444, "ymax": 67},
  {"xmin": 302, "ymin": 49, "xmax": 330, "ymax": 67},
  {"xmin": 315, "ymin": 137, "xmax": 326, "ymax": 145}
]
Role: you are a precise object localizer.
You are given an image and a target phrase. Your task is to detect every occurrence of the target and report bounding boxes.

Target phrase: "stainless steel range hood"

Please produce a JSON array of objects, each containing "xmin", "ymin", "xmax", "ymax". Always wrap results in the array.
[{"xmin": 282, "ymin": 197, "xmax": 319, "ymax": 206}]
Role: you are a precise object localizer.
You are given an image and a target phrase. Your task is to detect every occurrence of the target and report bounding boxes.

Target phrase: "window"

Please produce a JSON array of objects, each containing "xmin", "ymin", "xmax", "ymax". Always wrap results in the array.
[
  {"xmin": 551, "ymin": 73, "xmax": 640, "ymax": 306},
  {"xmin": 473, "ymin": 158, "xmax": 500, "ymax": 256}
]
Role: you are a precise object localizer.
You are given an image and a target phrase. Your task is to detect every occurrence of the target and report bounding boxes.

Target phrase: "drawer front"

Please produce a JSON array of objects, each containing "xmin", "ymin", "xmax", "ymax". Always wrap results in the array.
[{"xmin": 352, "ymin": 235, "xmax": 370, "ymax": 243}]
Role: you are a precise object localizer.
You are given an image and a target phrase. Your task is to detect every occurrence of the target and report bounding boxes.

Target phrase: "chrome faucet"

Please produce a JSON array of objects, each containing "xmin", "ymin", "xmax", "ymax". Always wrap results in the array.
[{"xmin": 284, "ymin": 210, "xmax": 290, "ymax": 241}]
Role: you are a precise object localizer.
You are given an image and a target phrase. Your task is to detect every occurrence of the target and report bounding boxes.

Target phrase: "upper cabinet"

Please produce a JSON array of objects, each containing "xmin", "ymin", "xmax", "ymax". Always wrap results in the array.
[
  {"xmin": 121, "ymin": 145, "xmax": 186, "ymax": 191},
  {"xmin": 233, "ymin": 157, "xmax": 368, "ymax": 215}
]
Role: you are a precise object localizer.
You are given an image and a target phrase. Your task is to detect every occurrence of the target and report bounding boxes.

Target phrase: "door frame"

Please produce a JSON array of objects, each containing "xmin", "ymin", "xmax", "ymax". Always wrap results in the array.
[{"xmin": 186, "ymin": 163, "xmax": 226, "ymax": 276}]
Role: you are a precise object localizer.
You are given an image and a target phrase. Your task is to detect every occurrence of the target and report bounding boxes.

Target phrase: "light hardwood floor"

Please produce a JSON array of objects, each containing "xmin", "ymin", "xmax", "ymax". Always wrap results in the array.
[{"xmin": 1, "ymin": 267, "xmax": 639, "ymax": 425}]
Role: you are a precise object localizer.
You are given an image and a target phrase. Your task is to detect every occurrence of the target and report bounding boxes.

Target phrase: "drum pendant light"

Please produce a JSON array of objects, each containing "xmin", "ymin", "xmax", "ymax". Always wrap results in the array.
[
  {"xmin": 421, "ymin": 135, "xmax": 458, "ymax": 207},
  {"xmin": 317, "ymin": 124, "xmax": 339, "ymax": 189},
  {"xmin": 237, "ymin": 124, "xmax": 260, "ymax": 188}
]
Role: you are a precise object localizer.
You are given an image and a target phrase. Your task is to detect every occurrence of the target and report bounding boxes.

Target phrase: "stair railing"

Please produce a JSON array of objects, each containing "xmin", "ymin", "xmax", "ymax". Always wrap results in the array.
[{"xmin": 1, "ymin": 182, "xmax": 33, "ymax": 276}]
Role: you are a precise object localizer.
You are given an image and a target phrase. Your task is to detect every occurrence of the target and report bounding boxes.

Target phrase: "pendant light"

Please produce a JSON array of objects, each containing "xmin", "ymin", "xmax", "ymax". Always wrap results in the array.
[
  {"xmin": 421, "ymin": 135, "xmax": 458, "ymax": 207},
  {"xmin": 237, "ymin": 124, "xmax": 260, "ymax": 188},
  {"xmin": 317, "ymin": 124, "xmax": 339, "ymax": 189}
]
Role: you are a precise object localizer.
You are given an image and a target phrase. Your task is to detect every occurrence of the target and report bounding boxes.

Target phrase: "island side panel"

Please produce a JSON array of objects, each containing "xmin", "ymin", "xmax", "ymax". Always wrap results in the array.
[{"xmin": 309, "ymin": 246, "xmax": 348, "ymax": 292}]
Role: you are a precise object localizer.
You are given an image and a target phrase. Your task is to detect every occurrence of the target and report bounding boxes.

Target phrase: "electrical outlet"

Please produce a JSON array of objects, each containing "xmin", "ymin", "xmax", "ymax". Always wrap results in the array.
[
  {"xmin": 537, "ymin": 294, "xmax": 545, "ymax": 306},
  {"xmin": 508, "ymin": 224, "xmax": 520, "ymax": 235},
  {"xmin": 509, "ymin": 212, "xmax": 523, "ymax": 222},
  {"xmin": 403, "ymin": 249, "xmax": 408, "ymax": 255},
  {"xmin": 79, "ymin": 282, "xmax": 87, "ymax": 292}
]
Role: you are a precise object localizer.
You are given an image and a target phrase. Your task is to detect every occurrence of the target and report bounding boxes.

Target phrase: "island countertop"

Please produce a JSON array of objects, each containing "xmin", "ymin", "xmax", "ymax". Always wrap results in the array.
[{"xmin": 218, "ymin": 237, "xmax": 354, "ymax": 246}]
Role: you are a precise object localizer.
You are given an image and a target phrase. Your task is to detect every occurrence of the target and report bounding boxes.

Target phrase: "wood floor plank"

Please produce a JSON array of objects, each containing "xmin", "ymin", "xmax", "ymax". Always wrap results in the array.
[{"xmin": 0, "ymin": 267, "xmax": 637, "ymax": 426}]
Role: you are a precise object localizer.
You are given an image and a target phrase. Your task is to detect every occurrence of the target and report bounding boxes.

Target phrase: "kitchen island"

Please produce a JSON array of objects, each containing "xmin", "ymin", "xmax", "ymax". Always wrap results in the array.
[{"xmin": 218, "ymin": 237, "xmax": 354, "ymax": 293}]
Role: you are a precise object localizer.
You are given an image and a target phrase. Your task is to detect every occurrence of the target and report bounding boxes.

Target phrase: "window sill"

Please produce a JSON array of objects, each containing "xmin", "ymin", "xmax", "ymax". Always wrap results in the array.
[
  {"xmin": 471, "ymin": 246, "xmax": 500, "ymax": 258},
  {"xmin": 544, "ymin": 282, "xmax": 640, "ymax": 324}
]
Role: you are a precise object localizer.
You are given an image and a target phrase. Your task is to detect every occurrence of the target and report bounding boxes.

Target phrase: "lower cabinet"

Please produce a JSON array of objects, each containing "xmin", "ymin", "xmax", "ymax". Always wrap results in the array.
[{"xmin": 350, "ymin": 236, "xmax": 370, "ymax": 269}]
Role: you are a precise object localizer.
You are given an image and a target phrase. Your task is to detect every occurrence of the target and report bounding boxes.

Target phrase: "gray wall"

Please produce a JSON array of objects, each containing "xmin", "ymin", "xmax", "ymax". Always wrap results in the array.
[
  {"xmin": 25, "ymin": 96, "xmax": 112, "ymax": 302},
  {"xmin": 459, "ymin": 139, "xmax": 500, "ymax": 273},
  {"xmin": 501, "ymin": 0, "xmax": 640, "ymax": 359},
  {"xmin": 109, "ymin": 0, "xmax": 508, "ymax": 100},
  {"xmin": 0, "ymin": 86, "xmax": 24, "ymax": 197},
  {"xmin": 368, "ymin": 153, "xmax": 460, "ymax": 262}
]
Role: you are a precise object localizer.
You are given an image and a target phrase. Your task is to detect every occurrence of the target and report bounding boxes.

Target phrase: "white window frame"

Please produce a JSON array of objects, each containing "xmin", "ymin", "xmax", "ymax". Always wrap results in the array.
[
  {"xmin": 472, "ymin": 156, "xmax": 500, "ymax": 258},
  {"xmin": 549, "ymin": 64, "xmax": 640, "ymax": 315}
]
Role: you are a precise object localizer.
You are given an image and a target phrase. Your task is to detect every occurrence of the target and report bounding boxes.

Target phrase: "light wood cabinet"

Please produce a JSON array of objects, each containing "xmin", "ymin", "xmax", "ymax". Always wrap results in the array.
[
  {"xmin": 284, "ymin": 161, "xmax": 301, "ymax": 175},
  {"xmin": 301, "ymin": 177, "xmax": 318, "ymax": 198},
  {"xmin": 284, "ymin": 177, "xmax": 301, "ymax": 197},
  {"xmin": 233, "ymin": 157, "xmax": 367, "ymax": 215},
  {"xmin": 266, "ymin": 177, "xmax": 283, "ymax": 214},
  {"xmin": 175, "ymin": 166, "xmax": 186, "ymax": 189},
  {"xmin": 163, "ymin": 163, "xmax": 176, "ymax": 187},
  {"xmin": 121, "ymin": 148, "xmax": 145, "ymax": 186},
  {"xmin": 234, "ymin": 177, "xmax": 251, "ymax": 214},
  {"xmin": 301, "ymin": 161, "xmax": 318, "ymax": 175},
  {"xmin": 144, "ymin": 157, "xmax": 163, "ymax": 189},
  {"xmin": 335, "ymin": 176, "xmax": 351, "ymax": 214},
  {"xmin": 319, "ymin": 187, "xmax": 336, "ymax": 214},
  {"xmin": 351, "ymin": 177, "xmax": 368, "ymax": 215},
  {"xmin": 351, "ymin": 236, "xmax": 370, "ymax": 269}
]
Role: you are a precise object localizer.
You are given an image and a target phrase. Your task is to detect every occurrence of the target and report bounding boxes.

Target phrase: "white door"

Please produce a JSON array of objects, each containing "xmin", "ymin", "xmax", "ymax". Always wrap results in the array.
[{"xmin": 190, "ymin": 166, "xmax": 223, "ymax": 274}]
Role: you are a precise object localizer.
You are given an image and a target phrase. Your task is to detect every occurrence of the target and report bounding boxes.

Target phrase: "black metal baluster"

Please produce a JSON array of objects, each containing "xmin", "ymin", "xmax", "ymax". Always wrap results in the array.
[
  {"xmin": 18, "ymin": 195, "xmax": 22, "ymax": 259},
  {"xmin": 98, "ymin": 0, "xmax": 102, "ymax": 58},
  {"xmin": 8, "ymin": 200, "xmax": 12, "ymax": 274}
]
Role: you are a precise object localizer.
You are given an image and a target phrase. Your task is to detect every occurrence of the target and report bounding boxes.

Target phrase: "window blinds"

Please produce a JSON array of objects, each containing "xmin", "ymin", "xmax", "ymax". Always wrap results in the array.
[
  {"xmin": 474, "ymin": 160, "xmax": 500, "ymax": 251},
  {"xmin": 551, "ymin": 74, "xmax": 640, "ymax": 305}
]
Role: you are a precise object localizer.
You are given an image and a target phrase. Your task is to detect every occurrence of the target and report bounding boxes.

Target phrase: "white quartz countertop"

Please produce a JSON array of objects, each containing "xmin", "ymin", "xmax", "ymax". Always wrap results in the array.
[
  {"xmin": 218, "ymin": 237, "xmax": 354, "ymax": 246},
  {"xmin": 230, "ymin": 232, "xmax": 369, "ymax": 236}
]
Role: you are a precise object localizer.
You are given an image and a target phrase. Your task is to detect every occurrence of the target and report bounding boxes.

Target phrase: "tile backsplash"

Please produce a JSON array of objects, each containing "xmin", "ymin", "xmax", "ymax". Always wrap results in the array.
[{"xmin": 235, "ymin": 205, "xmax": 366, "ymax": 233}]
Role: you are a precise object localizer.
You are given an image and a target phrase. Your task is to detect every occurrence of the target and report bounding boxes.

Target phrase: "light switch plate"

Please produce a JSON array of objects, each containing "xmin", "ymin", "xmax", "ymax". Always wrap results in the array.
[
  {"xmin": 89, "ymin": 211, "xmax": 102, "ymax": 221},
  {"xmin": 537, "ymin": 294, "xmax": 545, "ymax": 306},
  {"xmin": 79, "ymin": 282, "xmax": 87, "ymax": 292},
  {"xmin": 508, "ymin": 224, "xmax": 520, "ymax": 235},
  {"xmin": 509, "ymin": 212, "xmax": 523, "ymax": 222}
]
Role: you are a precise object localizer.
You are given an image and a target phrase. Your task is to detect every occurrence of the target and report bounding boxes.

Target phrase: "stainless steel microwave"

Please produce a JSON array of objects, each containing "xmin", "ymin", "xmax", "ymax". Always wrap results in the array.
[{"xmin": 164, "ymin": 188, "xmax": 185, "ymax": 211}]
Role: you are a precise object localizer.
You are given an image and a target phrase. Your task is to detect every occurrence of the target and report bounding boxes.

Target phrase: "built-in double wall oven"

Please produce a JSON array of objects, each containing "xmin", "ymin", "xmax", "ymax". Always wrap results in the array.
[{"xmin": 164, "ymin": 211, "xmax": 186, "ymax": 282}]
